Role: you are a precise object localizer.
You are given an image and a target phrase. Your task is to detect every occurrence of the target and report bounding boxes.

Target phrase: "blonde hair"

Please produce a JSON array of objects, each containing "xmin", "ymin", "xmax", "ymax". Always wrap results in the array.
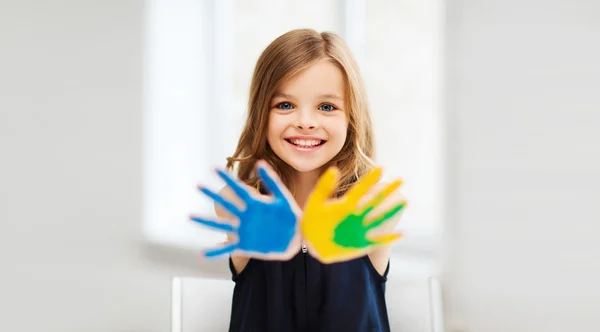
[{"xmin": 226, "ymin": 28, "xmax": 375, "ymax": 197}]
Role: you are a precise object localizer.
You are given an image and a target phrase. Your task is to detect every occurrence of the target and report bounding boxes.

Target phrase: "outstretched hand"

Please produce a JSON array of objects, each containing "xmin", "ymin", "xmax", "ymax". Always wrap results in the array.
[
  {"xmin": 302, "ymin": 167, "xmax": 405, "ymax": 264},
  {"xmin": 190, "ymin": 161, "xmax": 301, "ymax": 260}
]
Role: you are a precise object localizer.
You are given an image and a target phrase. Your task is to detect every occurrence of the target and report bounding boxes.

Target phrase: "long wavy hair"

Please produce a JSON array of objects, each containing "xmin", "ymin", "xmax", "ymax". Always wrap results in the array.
[{"xmin": 226, "ymin": 28, "xmax": 376, "ymax": 197}]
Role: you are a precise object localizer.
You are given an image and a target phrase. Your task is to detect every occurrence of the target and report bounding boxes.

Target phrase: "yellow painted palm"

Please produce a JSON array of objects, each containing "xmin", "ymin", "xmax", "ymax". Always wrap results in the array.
[{"xmin": 301, "ymin": 166, "xmax": 405, "ymax": 264}]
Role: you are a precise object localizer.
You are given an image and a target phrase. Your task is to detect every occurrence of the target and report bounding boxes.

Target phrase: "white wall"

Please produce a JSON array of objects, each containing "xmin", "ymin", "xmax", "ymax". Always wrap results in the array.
[
  {"xmin": 0, "ymin": 2, "xmax": 226, "ymax": 332},
  {"xmin": 444, "ymin": 0, "xmax": 600, "ymax": 331}
]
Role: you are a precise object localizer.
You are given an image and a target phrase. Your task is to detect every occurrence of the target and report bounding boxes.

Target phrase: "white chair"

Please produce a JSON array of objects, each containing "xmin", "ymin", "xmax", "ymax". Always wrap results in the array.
[{"xmin": 172, "ymin": 276, "xmax": 444, "ymax": 332}]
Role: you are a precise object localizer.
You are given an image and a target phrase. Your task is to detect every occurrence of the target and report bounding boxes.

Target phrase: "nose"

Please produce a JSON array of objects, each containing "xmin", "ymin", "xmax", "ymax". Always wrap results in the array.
[{"xmin": 295, "ymin": 109, "xmax": 317, "ymax": 130}]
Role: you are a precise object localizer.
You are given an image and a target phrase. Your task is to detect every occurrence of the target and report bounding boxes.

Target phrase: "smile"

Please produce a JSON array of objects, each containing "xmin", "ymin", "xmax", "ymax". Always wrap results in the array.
[{"xmin": 284, "ymin": 138, "xmax": 326, "ymax": 151}]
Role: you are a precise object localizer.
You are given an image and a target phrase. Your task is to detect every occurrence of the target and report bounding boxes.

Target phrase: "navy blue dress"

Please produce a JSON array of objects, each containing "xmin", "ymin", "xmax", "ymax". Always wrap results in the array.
[{"xmin": 228, "ymin": 250, "xmax": 391, "ymax": 332}]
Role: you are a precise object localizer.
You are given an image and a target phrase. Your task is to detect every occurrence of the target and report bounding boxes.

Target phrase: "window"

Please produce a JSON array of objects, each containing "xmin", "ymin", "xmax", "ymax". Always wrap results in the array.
[{"xmin": 143, "ymin": 0, "xmax": 444, "ymax": 259}]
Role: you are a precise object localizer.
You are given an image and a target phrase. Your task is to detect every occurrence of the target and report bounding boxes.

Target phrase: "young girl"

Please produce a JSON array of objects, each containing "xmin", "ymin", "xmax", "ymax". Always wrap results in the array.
[{"xmin": 215, "ymin": 29, "xmax": 403, "ymax": 332}]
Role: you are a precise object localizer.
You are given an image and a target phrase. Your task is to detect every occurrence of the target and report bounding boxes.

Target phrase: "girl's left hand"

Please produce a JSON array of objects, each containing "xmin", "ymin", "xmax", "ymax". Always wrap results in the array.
[{"xmin": 302, "ymin": 166, "xmax": 405, "ymax": 264}]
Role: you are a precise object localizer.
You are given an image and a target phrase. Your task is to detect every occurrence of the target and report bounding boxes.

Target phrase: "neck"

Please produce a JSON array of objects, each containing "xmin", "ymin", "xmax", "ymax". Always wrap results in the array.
[{"xmin": 290, "ymin": 168, "xmax": 324, "ymax": 209}]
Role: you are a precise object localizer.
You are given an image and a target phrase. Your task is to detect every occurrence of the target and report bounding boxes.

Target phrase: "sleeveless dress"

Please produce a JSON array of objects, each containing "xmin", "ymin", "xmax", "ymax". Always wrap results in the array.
[{"xmin": 227, "ymin": 250, "xmax": 391, "ymax": 332}]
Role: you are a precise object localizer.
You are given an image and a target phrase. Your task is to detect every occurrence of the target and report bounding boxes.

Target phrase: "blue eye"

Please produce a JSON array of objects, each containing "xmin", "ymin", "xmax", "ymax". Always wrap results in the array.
[
  {"xmin": 319, "ymin": 104, "xmax": 336, "ymax": 112},
  {"xmin": 276, "ymin": 102, "xmax": 294, "ymax": 110}
]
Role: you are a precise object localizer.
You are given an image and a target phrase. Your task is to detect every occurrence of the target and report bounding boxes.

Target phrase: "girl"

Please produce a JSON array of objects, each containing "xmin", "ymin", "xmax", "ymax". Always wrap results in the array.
[{"xmin": 215, "ymin": 29, "xmax": 404, "ymax": 332}]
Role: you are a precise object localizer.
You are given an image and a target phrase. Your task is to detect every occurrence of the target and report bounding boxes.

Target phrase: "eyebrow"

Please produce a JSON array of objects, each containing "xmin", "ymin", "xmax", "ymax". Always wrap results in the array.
[{"xmin": 273, "ymin": 92, "xmax": 343, "ymax": 101}]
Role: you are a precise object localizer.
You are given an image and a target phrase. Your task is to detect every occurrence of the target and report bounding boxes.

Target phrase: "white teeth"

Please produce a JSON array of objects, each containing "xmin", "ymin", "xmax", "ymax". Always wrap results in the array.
[{"xmin": 290, "ymin": 139, "xmax": 322, "ymax": 147}]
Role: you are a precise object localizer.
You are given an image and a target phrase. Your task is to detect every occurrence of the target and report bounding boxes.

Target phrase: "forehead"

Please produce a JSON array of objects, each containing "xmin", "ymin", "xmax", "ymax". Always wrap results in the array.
[{"xmin": 275, "ymin": 59, "xmax": 346, "ymax": 100}]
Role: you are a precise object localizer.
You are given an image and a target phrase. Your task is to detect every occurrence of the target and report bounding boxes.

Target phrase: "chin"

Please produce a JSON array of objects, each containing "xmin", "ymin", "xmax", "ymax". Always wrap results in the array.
[{"xmin": 283, "ymin": 158, "xmax": 330, "ymax": 174}]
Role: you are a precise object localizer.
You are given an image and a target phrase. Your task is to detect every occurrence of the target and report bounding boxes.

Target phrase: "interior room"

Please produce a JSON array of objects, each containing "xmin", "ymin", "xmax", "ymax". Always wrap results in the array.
[{"xmin": 1, "ymin": 0, "xmax": 598, "ymax": 331}]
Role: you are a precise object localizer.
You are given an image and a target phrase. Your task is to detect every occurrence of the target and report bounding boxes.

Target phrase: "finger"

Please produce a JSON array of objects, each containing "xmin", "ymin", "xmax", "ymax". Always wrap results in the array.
[
  {"xmin": 369, "ymin": 232, "xmax": 403, "ymax": 245},
  {"xmin": 359, "ymin": 205, "xmax": 375, "ymax": 218},
  {"xmin": 344, "ymin": 167, "xmax": 382, "ymax": 207},
  {"xmin": 365, "ymin": 202, "xmax": 407, "ymax": 230},
  {"xmin": 216, "ymin": 168, "xmax": 251, "ymax": 201},
  {"xmin": 307, "ymin": 167, "xmax": 339, "ymax": 205},
  {"xmin": 359, "ymin": 179, "xmax": 403, "ymax": 216},
  {"xmin": 256, "ymin": 161, "xmax": 286, "ymax": 200},
  {"xmin": 202, "ymin": 243, "xmax": 238, "ymax": 258},
  {"xmin": 198, "ymin": 185, "xmax": 242, "ymax": 217},
  {"xmin": 190, "ymin": 215, "xmax": 236, "ymax": 233}
]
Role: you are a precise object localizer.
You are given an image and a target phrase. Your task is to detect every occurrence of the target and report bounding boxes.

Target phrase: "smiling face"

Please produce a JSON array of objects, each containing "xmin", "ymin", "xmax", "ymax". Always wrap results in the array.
[{"xmin": 267, "ymin": 59, "xmax": 348, "ymax": 175}]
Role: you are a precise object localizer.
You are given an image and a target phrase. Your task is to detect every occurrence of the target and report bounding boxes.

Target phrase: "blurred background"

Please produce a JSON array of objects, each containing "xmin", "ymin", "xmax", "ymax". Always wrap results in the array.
[{"xmin": 1, "ymin": 0, "xmax": 599, "ymax": 331}]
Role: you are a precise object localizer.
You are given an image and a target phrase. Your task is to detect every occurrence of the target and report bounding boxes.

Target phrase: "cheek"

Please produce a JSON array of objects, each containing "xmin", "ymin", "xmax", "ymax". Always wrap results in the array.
[
  {"xmin": 267, "ymin": 113, "xmax": 286, "ymax": 140},
  {"xmin": 330, "ymin": 118, "xmax": 348, "ymax": 142}
]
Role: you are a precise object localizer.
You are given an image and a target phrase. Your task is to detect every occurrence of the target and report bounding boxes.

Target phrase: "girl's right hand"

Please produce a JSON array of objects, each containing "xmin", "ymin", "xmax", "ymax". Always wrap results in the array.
[{"xmin": 190, "ymin": 160, "xmax": 302, "ymax": 261}]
